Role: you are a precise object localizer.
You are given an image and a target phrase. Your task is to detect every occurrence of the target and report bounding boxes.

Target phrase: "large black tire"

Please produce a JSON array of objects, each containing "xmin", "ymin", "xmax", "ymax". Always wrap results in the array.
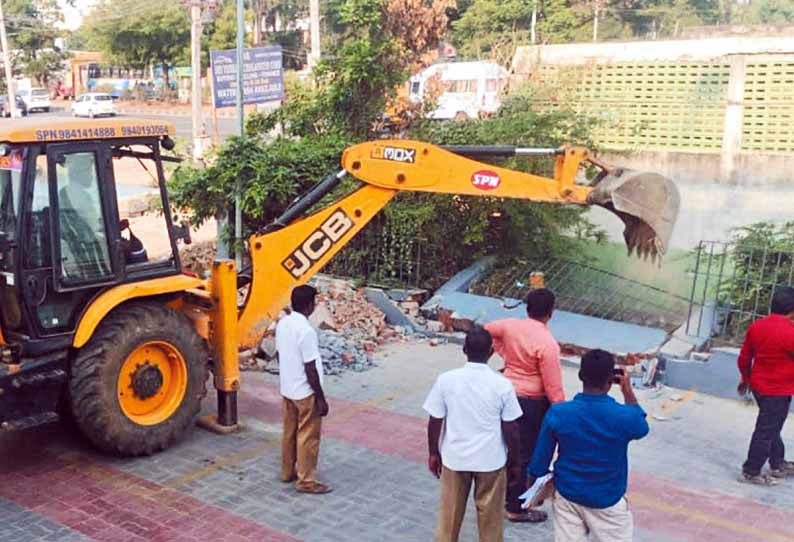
[{"xmin": 68, "ymin": 303, "xmax": 208, "ymax": 456}]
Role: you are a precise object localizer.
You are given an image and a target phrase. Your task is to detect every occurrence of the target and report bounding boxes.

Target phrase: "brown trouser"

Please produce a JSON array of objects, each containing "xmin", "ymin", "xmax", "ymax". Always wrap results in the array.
[
  {"xmin": 436, "ymin": 466, "xmax": 506, "ymax": 542},
  {"xmin": 281, "ymin": 395, "xmax": 322, "ymax": 490}
]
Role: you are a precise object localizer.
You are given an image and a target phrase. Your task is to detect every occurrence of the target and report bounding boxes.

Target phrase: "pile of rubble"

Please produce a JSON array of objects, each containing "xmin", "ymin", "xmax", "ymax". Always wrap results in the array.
[
  {"xmin": 249, "ymin": 276, "xmax": 409, "ymax": 375},
  {"xmin": 179, "ymin": 240, "xmax": 216, "ymax": 277}
]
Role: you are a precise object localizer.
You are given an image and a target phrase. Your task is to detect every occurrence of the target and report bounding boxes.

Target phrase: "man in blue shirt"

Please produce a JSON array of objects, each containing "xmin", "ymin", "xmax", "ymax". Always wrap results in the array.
[{"xmin": 528, "ymin": 349, "xmax": 649, "ymax": 542}]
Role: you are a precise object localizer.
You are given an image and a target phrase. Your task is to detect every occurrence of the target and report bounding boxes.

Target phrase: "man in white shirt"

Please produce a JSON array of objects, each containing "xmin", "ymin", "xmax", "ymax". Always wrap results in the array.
[
  {"xmin": 276, "ymin": 285, "xmax": 332, "ymax": 494},
  {"xmin": 423, "ymin": 326, "xmax": 523, "ymax": 542}
]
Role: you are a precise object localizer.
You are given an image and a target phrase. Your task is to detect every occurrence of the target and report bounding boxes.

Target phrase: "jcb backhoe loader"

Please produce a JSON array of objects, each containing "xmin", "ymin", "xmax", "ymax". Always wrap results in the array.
[{"xmin": 0, "ymin": 118, "xmax": 679, "ymax": 455}]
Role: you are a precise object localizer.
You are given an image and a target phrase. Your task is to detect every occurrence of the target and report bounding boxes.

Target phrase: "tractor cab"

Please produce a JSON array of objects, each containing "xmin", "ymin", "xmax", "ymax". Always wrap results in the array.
[{"xmin": 0, "ymin": 118, "xmax": 186, "ymax": 373}]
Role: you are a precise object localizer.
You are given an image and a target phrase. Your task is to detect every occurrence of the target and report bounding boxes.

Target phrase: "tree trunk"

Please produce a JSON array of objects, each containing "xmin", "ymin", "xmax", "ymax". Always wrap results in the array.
[
  {"xmin": 254, "ymin": 12, "xmax": 262, "ymax": 45},
  {"xmin": 163, "ymin": 62, "xmax": 171, "ymax": 93},
  {"xmin": 252, "ymin": 0, "xmax": 267, "ymax": 45}
]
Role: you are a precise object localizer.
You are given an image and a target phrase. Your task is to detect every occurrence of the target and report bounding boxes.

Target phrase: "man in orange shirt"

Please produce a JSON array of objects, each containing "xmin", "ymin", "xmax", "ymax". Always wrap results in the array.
[{"xmin": 485, "ymin": 288, "xmax": 564, "ymax": 523}]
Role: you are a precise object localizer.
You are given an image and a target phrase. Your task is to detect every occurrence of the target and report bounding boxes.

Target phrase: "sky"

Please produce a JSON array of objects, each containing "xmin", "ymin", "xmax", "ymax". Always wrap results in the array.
[{"xmin": 58, "ymin": 0, "xmax": 97, "ymax": 31}]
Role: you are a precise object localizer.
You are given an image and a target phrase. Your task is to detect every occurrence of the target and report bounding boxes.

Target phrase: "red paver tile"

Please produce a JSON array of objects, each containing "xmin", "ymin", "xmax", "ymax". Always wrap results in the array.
[
  {"xmin": 0, "ymin": 457, "xmax": 298, "ymax": 542},
  {"xmin": 240, "ymin": 381, "xmax": 794, "ymax": 542}
]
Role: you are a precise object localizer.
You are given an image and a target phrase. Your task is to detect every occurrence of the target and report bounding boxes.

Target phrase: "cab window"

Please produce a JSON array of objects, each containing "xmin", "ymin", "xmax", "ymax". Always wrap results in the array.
[
  {"xmin": 55, "ymin": 151, "xmax": 113, "ymax": 283},
  {"xmin": 0, "ymin": 148, "xmax": 24, "ymax": 245}
]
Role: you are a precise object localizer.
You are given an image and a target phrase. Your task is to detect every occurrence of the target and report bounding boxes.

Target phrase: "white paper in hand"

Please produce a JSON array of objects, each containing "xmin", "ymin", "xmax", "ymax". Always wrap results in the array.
[{"xmin": 519, "ymin": 473, "xmax": 554, "ymax": 509}]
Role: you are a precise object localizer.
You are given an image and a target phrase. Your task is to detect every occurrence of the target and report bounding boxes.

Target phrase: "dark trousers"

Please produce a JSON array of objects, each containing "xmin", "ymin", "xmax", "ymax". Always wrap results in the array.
[
  {"xmin": 742, "ymin": 392, "xmax": 792, "ymax": 476},
  {"xmin": 506, "ymin": 396, "xmax": 550, "ymax": 513}
]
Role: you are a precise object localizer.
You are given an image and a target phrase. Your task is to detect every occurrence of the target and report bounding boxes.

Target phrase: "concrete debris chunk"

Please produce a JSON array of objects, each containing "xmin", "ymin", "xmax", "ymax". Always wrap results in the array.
[
  {"xmin": 259, "ymin": 336, "xmax": 277, "ymax": 359},
  {"xmin": 179, "ymin": 240, "xmax": 216, "ymax": 278},
  {"xmin": 425, "ymin": 320, "xmax": 445, "ymax": 333},
  {"xmin": 244, "ymin": 275, "xmax": 409, "ymax": 375},
  {"xmin": 309, "ymin": 304, "xmax": 339, "ymax": 331}
]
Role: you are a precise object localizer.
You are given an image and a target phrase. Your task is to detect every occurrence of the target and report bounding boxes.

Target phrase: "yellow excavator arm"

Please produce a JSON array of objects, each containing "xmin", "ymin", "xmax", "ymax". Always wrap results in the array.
[{"xmin": 236, "ymin": 139, "xmax": 680, "ymax": 348}]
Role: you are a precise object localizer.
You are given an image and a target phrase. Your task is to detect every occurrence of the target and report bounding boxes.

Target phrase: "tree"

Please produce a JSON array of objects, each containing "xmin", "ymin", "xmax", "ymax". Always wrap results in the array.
[
  {"xmin": 170, "ymin": 0, "xmax": 604, "ymax": 288},
  {"xmin": 5, "ymin": 0, "xmax": 68, "ymax": 85},
  {"xmin": 307, "ymin": 0, "xmax": 451, "ymax": 137},
  {"xmin": 739, "ymin": 0, "xmax": 794, "ymax": 23},
  {"xmin": 207, "ymin": 0, "xmax": 253, "ymax": 52},
  {"xmin": 450, "ymin": 0, "xmax": 535, "ymax": 62},
  {"xmin": 384, "ymin": 0, "xmax": 452, "ymax": 70},
  {"xmin": 83, "ymin": 0, "xmax": 190, "ymax": 90},
  {"xmin": 450, "ymin": 0, "xmax": 722, "ymax": 51}
]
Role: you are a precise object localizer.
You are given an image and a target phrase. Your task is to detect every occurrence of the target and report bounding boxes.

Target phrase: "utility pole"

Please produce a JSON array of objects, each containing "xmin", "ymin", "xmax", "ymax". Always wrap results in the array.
[
  {"xmin": 309, "ymin": 0, "xmax": 320, "ymax": 70},
  {"xmin": 593, "ymin": 0, "xmax": 600, "ymax": 43},
  {"xmin": 531, "ymin": 0, "xmax": 537, "ymax": 43},
  {"xmin": 190, "ymin": 1, "xmax": 206, "ymax": 159},
  {"xmin": 234, "ymin": 0, "xmax": 244, "ymax": 266},
  {"xmin": 0, "ymin": 0, "xmax": 17, "ymax": 118}
]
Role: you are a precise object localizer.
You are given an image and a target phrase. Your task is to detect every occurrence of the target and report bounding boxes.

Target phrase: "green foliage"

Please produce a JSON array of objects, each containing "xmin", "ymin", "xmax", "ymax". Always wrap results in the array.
[
  {"xmin": 450, "ymin": 0, "xmax": 534, "ymax": 62},
  {"xmin": 741, "ymin": 0, "xmax": 794, "ymax": 23},
  {"xmin": 450, "ymin": 0, "xmax": 724, "ymax": 54},
  {"xmin": 169, "ymin": 133, "xmax": 350, "ymax": 235},
  {"xmin": 314, "ymin": 0, "xmax": 404, "ymax": 138},
  {"xmin": 5, "ymin": 0, "xmax": 68, "ymax": 85},
  {"xmin": 169, "ymin": 0, "xmax": 604, "ymax": 289},
  {"xmin": 325, "ymin": 92, "xmax": 605, "ymax": 287},
  {"xmin": 205, "ymin": 1, "xmax": 307, "ymax": 69},
  {"xmin": 206, "ymin": 0, "xmax": 253, "ymax": 53},
  {"xmin": 83, "ymin": 0, "xmax": 190, "ymax": 87},
  {"xmin": 714, "ymin": 221, "xmax": 794, "ymax": 343}
]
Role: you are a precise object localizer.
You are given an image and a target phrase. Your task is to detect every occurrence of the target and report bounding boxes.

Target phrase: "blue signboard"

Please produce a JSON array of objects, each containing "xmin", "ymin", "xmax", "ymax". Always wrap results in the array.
[{"xmin": 210, "ymin": 46, "xmax": 284, "ymax": 108}]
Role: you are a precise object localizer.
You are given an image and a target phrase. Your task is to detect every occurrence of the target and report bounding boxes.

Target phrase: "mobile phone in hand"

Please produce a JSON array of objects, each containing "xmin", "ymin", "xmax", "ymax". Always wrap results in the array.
[{"xmin": 612, "ymin": 368, "xmax": 624, "ymax": 384}]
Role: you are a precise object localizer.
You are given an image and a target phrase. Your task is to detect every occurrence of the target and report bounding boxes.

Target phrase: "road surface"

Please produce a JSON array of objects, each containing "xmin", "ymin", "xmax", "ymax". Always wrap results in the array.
[{"xmin": 1, "ymin": 339, "xmax": 792, "ymax": 542}]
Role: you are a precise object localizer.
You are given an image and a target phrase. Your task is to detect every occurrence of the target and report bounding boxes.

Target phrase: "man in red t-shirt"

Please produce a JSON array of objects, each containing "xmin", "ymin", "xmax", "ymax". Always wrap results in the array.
[
  {"xmin": 485, "ymin": 288, "xmax": 564, "ymax": 523},
  {"xmin": 737, "ymin": 286, "xmax": 794, "ymax": 485}
]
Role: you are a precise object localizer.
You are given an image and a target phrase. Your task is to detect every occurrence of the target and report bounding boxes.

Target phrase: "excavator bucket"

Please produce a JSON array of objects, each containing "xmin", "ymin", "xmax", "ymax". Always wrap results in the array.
[{"xmin": 587, "ymin": 169, "xmax": 680, "ymax": 262}]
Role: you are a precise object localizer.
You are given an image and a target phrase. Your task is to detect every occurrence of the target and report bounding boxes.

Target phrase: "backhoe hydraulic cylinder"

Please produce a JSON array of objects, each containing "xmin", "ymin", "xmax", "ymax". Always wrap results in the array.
[
  {"xmin": 442, "ymin": 146, "xmax": 561, "ymax": 158},
  {"xmin": 268, "ymin": 170, "xmax": 348, "ymax": 231}
]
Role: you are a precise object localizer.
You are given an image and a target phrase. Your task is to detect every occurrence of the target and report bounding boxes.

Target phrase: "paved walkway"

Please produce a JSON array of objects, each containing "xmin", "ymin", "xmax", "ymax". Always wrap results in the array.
[{"xmin": 1, "ymin": 341, "xmax": 793, "ymax": 542}]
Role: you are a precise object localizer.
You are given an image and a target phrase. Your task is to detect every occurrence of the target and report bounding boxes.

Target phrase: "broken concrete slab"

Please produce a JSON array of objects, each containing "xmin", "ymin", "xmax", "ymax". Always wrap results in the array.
[
  {"xmin": 661, "ymin": 347, "xmax": 794, "ymax": 410},
  {"xmin": 658, "ymin": 336, "xmax": 695, "ymax": 360},
  {"xmin": 385, "ymin": 288, "xmax": 429, "ymax": 303},
  {"xmin": 365, "ymin": 288, "xmax": 419, "ymax": 332},
  {"xmin": 437, "ymin": 256, "xmax": 495, "ymax": 293},
  {"xmin": 670, "ymin": 302, "xmax": 718, "ymax": 351},
  {"xmin": 309, "ymin": 303, "xmax": 339, "ymax": 331},
  {"xmin": 662, "ymin": 347, "xmax": 741, "ymax": 401},
  {"xmin": 258, "ymin": 336, "xmax": 277, "ymax": 359},
  {"xmin": 422, "ymin": 291, "xmax": 668, "ymax": 354}
]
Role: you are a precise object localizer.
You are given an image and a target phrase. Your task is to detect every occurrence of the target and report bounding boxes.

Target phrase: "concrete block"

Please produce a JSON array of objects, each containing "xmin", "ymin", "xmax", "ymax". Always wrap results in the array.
[
  {"xmin": 258, "ymin": 336, "xmax": 277, "ymax": 359},
  {"xmin": 365, "ymin": 288, "xmax": 418, "ymax": 332},
  {"xmin": 309, "ymin": 303, "xmax": 338, "ymax": 331},
  {"xmin": 662, "ymin": 346, "xmax": 744, "ymax": 402},
  {"xmin": 385, "ymin": 288, "xmax": 428, "ymax": 303},
  {"xmin": 672, "ymin": 302, "xmax": 717, "ymax": 351},
  {"xmin": 659, "ymin": 336, "xmax": 694, "ymax": 360},
  {"xmin": 436, "ymin": 256, "xmax": 495, "ymax": 293},
  {"xmin": 421, "ymin": 291, "xmax": 668, "ymax": 354}
]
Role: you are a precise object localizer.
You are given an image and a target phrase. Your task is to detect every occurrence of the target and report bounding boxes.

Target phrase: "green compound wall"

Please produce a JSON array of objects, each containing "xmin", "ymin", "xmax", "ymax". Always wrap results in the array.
[
  {"xmin": 743, "ymin": 60, "xmax": 794, "ymax": 153},
  {"xmin": 531, "ymin": 59, "xmax": 794, "ymax": 155}
]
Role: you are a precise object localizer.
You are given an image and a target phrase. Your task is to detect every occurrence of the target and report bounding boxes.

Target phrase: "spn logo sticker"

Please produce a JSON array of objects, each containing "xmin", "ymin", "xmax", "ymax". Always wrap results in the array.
[
  {"xmin": 371, "ymin": 146, "xmax": 416, "ymax": 163},
  {"xmin": 282, "ymin": 208, "xmax": 354, "ymax": 279},
  {"xmin": 471, "ymin": 170, "xmax": 501, "ymax": 190}
]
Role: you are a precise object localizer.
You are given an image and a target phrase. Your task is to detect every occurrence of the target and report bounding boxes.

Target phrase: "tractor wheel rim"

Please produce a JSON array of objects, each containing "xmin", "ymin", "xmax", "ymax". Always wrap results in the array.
[{"xmin": 117, "ymin": 340, "xmax": 187, "ymax": 426}]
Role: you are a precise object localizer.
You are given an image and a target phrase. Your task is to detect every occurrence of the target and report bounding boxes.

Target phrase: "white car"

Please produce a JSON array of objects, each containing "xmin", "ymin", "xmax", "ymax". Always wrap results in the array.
[
  {"xmin": 72, "ymin": 93, "xmax": 116, "ymax": 118},
  {"xmin": 17, "ymin": 87, "xmax": 51, "ymax": 113}
]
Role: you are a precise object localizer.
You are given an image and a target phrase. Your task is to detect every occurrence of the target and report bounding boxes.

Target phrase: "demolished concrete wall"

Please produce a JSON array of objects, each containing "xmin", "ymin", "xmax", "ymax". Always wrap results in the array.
[{"xmin": 422, "ymin": 259, "xmax": 669, "ymax": 357}]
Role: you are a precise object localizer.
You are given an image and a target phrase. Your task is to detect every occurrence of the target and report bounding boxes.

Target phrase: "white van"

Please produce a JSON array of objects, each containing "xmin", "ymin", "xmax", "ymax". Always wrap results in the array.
[
  {"xmin": 408, "ymin": 61, "xmax": 508, "ymax": 120},
  {"xmin": 17, "ymin": 87, "xmax": 51, "ymax": 113}
]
